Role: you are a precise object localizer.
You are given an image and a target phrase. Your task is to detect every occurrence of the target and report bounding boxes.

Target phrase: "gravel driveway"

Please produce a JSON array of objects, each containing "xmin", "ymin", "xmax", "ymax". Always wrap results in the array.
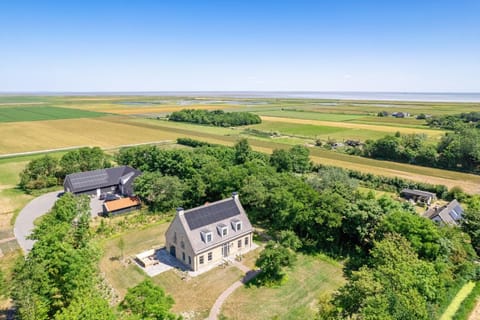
[{"xmin": 14, "ymin": 191, "xmax": 61, "ymax": 253}]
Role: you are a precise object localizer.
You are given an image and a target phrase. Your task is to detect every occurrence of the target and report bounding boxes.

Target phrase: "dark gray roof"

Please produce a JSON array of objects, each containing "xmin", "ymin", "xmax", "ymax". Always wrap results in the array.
[
  {"xmin": 64, "ymin": 166, "xmax": 141, "ymax": 194},
  {"xmin": 184, "ymin": 199, "xmax": 241, "ymax": 230},
  {"xmin": 175, "ymin": 195, "xmax": 254, "ymax": 254},
  {"xmin": 423, "ymin": 199, "xmax": 463, "ymax": 225},
  {"xmin": 401, "ymin": 189, "xmax": 436, "ymax": 198}
]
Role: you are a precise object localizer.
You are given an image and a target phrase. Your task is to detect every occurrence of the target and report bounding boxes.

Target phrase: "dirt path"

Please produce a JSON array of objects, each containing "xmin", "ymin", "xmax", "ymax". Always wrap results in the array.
[
  {"xmin": 207, "ymin": 261, "xmax": 260, "ymax": 320},
  {"xmin": 468, "ymin": 300, "xmax": 480, "ymax": 320}
]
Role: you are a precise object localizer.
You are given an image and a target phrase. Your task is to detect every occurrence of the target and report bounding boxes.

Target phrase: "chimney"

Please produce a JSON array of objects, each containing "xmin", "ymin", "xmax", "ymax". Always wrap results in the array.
[
  {"xmin": 176, "ymin": 207, "xmax": 184, "ymax": 216},
  {"xmin": 232, "ymin": 192, "xmax": 239, "ymax": 199}
]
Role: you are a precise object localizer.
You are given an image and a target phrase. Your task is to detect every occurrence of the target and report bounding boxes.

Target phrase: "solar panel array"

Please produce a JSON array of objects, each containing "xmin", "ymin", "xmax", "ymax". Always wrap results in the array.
[
  {"xmin": 449, "ymin": 204, "xmax": 464, "ymax": 221},
  {"xmin": 185, "ymin": 199, "xmax": 240, "ymax": 230},
  {"xmin": 69, "ymin": 170, "xmax": 110, "ymax": 190}
]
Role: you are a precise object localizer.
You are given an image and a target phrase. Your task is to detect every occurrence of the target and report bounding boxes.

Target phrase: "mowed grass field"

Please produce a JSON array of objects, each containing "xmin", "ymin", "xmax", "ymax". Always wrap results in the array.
[
  {"xmin": 0, "ymin": 106, "xmax": 105, "ymax": 122},
  {"xmin": 221, "ymin": 254, "xmax": 345, "ymax": 320}
]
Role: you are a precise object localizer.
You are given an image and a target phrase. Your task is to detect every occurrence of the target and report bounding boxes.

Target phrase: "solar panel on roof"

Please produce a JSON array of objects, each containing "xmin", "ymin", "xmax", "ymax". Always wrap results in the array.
[
  {"xmin": 185, "ymin": 199, "xmax": 240, "ymax": 230},
  {"xmin": 70, "ymin": 171, "xmax": 109, "ymax": 189}
]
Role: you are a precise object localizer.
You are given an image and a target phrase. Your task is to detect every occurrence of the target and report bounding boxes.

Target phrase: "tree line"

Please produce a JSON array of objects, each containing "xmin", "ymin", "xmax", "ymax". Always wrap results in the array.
[
  {"xmin": 427, "ymin": 112, "xmax": 480, "ymax": 130},
  {"xmin": 362, "ymin": 128, "xmax": 480, "ymax": 173},
  {"xmin": 168, "ymin": 109, "xmax": 261, "ymax": 126},
  {"xmin": 19, "ymin": 147, "xmax": 111, "ymax": 191}
]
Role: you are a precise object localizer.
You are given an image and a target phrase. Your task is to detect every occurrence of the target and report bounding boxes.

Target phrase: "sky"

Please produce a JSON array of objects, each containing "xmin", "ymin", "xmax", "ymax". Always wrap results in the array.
[{"xmin": 0, "ymin": 0, "xmax": 479, "ymax": 92}]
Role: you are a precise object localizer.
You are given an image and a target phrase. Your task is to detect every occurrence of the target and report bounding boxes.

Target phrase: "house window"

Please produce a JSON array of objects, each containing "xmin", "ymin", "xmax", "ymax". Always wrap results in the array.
[
  {"xmin": 231, "ymin": 219, "xmax": 242, "ymax": 231},
  {"xmin": 182, "ymin": 252, "xmax": 185, "ymax": 261},
  {"xmin": 238, "ymin": 239, "xmax": 242, "ymax": 248},
  {"xmin": 245, "ymin": 236, "xmax": 249, "ymax": 246},
  {"xmin": 208, "ymin": 252, "xmax": 213, "ymax": 261},
  {"xmin": 217, "ymin": 224, "xmax": 228, "ymax": 237},
  {"xmin": 201, "ymin": 230, "xmax": 213, "ymax": 243},
  {"xmin": 188, "ymin": 256, "xmax": 192, "ymax": 265},
  {"xmin": 199, "ymin": 255, "xmax": 204, "ymax": 264},
  {"xmin": 181, "ymin": 240, "xmax": 185, "ymax": 249},
  {"xmin": 173, "ymin": 232, "xmax": 177, "ymax": 244}
]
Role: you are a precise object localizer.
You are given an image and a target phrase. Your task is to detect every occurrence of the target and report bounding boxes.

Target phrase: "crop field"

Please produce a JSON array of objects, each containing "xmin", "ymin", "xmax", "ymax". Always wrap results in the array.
[
  {"xmin": 253, "ymin": 110, "xmax": 366, "ymax": 121},
  {"xmin": 0, "ymin": 106, "xmax": 105, "ymax": 122},
  {"xmin": 252, "ymin": 120, "xmax": 402, "ymax": 141},
  {"xmin": 259, "ymin": 116, "xmax": 446, "ymax": 138},
  {"xmin": 0, "ymin": 95, "xmax": 479, "ymax": 195}
]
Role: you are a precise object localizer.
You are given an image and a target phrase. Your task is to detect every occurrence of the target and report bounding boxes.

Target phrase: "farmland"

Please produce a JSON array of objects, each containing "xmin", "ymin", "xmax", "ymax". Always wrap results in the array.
[
  {"xmin": 0, "ymin": 95, "xmax": 479, "ymax": 193},
  {"xmin": 0, "ymin": 106, "xmax": 105, "ymax": 122}
]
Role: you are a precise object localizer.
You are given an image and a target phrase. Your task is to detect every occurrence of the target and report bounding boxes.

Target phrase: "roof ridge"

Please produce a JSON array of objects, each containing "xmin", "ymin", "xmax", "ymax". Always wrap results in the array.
[{"xmin": 183, "ymin": 197, "xmax": 235, "ymax": 215}]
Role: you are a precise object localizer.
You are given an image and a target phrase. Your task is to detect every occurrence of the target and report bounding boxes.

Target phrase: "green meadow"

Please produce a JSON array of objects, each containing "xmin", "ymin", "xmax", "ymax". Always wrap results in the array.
[{"xmin": 0, "ymin": 106, "xmax": 105, "ymax": 122}]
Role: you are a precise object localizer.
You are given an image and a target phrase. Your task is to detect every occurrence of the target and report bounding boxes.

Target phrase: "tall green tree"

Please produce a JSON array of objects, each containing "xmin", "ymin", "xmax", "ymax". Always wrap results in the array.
[
  {"xmin": 332, "ymin": 234, "xmax": 441, "ymax": 320},
  {"xmin": 59, "ymin": 147, "xmax": 111, "ymax": 177},
  {"xmin": 270, "ymin": 149, "xmax": 293, "ymax": 172},
  {"xmin": 234, "ymin": 138, "xmax": 252, "ymax": 164},
  {"xmin": 289, "ymin": 145, "xmax": 311, "ymax": 173},
  {"xmin": 255, "ymin": 241, "xmax": 296, "ymax": 286},
  {"xmin": 120, "ymin": 279, "xmax": 178, "ymax": 320},
  {"xmin": 133, "ymin": 172, "xmax": 185, "ymax": 212},
  {"xmin": 461, "ymin": 195, "xmax": 480, "ymax": 255},
  {"xmin": 19, "ymin": 155, "xmax": 59, "ymax": 190}
]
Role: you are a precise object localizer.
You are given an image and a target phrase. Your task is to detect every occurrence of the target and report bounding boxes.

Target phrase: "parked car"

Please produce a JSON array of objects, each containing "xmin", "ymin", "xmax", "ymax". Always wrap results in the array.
[{"xmin": 103, "ymin": 194, "xmax": 121, "ymax": 202}]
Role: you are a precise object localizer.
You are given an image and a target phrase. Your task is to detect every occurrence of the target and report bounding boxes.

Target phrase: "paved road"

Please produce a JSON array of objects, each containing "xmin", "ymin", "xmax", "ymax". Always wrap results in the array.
[
  {"xmin": 14, "ymin": 191, "xmax": 61, "ymax": 253},
  {"xmin": 207, "ymin": 261, "xmax": 260, "ymax": 320}
]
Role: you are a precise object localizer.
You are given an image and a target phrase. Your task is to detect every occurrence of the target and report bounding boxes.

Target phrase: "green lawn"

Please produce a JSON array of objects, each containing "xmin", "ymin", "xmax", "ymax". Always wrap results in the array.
[
  {"xmin": 249, "ymin": 121, "xmax": 393, "ymax": 141},
  {"xmin": 221, "ymin": 253, "xmax": 345, "ymax": 320},
  {"xmin": 253, "ymin": 110, "xmax": 366, "ymax": 121},
  {"xmin": 0, "ymin": 106, "xmax": 105, "ymax": 122}
]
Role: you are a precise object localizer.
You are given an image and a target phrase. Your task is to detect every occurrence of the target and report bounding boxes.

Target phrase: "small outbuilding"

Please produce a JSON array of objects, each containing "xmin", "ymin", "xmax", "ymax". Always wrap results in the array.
[
  {"xmin": 63, "ymin": 166, "xmax": 141, "ymax": 197},
  {"xmin": 102, "ymin": 196, "xmax": 141, "ymax": 216},
  {"xmin": 400, "ymin": 188, "xmax": 437, "ymax": 205},
  {"xmin": 423, "ymin": 199, "xmax": 464, "ymax": 225}
]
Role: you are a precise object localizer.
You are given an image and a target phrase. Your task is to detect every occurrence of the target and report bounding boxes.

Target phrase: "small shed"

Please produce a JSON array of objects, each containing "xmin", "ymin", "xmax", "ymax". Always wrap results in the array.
[
  {"xmin": 102, "ymin": 197, "xmax": 141, "ymax": 216},
  {"xmin": 400, "ymin": 189, "xmax": 437, "ymax": 205}
]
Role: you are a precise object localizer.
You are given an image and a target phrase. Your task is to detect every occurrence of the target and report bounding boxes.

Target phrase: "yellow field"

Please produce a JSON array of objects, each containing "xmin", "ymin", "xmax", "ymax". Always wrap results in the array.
[
  {"xmin": 0, "ymin": 116, "xmax": 183, "ymax": 154},
  {"xmin": 260, "ymin": 116, "xmax": 445, "ymax": 137}
]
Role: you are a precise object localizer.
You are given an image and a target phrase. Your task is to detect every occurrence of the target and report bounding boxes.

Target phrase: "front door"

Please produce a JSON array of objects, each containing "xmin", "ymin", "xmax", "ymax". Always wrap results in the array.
[
  {"xmin": 222, "ymin": 243, "xmax": 229, "ymax": 258},
  {"xmin": 170, "ymin": 245, "xmax": 176, "ymax": 257}
]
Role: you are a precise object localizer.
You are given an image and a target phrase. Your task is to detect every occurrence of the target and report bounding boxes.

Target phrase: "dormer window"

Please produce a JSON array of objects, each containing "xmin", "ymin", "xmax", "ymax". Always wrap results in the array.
[
  {"xmin": 231, "ymin": 219, "xmax": 242, "ymax": 232},
  {"xmin": 201, "ymin": 230, "xmax": 213, "ymax": 243},
  {"xmin": 217, "ymin": 224, "xmax": 228, "ymax": 237}
]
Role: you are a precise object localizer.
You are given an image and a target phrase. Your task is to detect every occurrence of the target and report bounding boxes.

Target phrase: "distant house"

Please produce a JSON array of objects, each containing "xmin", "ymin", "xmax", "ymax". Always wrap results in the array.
[
  {"xmin": 400, "ymin": 189, "xmax": 437, "ymax": 205},
  {"xmin": 102, "ymin": 196, "xmax": 141, "ymax": 216},
  {"xmin": 345, "ymin": 140, "xmax": 362, "ymax": 147},
  {"xmin": 423, "ymin": 199, "xmax": 464, "ymax": 225},
  {"xmin": 165, "ymin": 193, "xmax": 254, "ymax": 271},
  {"xmin": 63, "ymin": 165, "xmax": 141, "ymax": 197},
  {"xmin": 392, "ymin": 112, "xmax": 410, "ymax": 118}
]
